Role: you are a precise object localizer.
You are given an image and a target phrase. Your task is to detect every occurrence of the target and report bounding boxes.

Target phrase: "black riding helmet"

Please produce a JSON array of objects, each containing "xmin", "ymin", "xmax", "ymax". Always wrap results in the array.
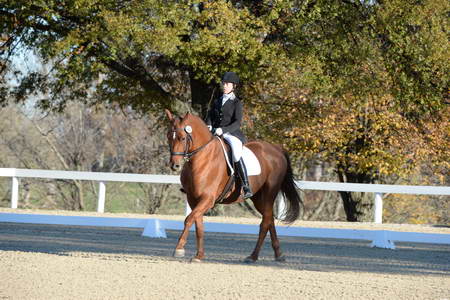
[{"xmin": 222, "ymin": 72, "xmax": 239, "ymax": 85}]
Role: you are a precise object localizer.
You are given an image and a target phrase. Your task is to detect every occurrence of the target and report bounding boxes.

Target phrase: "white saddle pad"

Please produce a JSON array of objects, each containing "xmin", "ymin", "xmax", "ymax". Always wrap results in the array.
[
  {"xmin": 242, "ymin": 146, "xmax": 261, "ymax": 176},
  {"xmin": 216, "ymin": 137, "xmax": 261, "ymax": 176}
]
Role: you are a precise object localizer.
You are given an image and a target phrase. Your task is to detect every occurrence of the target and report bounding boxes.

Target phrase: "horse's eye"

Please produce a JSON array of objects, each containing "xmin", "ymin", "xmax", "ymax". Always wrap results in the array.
[{"xmin": 181, "ymin": 137, "xmax": 186, "ymax": 141}]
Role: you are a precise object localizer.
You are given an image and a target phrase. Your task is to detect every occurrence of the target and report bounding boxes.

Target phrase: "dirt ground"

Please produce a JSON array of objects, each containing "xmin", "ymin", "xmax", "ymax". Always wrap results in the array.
[{"xmin": 0, "ymin": 209, "xmax": 449, "ymax": 300}]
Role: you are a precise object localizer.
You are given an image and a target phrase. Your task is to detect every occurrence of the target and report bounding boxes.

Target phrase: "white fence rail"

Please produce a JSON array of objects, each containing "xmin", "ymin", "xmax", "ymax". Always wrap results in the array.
[
  {"xmin": 1, "ymin": 168, "xmax": 449, "ymax": 223},
  {"xmin": 1, "ymin": 168, "xmax": 449, "ymax": 250},
  {"xmin": 1, "ymin": 168, "xmax": 180, "ymax": 214}
]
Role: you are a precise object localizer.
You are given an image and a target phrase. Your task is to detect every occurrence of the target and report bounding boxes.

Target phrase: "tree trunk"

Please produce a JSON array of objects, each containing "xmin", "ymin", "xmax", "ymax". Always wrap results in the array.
[
  {"xmin": 73, "ymin": 180, "xmax": 84, "ymax": 211},
  {"xmin": 189, "ymin": 74, "xmax": 218, "ymax": 118},
  {"xmin": 337, "ymin": 170, "xmax": 374, "ymax": 222},
  {"xmin": 144, "ymin": 184, "xmax": 172, "ymax": 214}
]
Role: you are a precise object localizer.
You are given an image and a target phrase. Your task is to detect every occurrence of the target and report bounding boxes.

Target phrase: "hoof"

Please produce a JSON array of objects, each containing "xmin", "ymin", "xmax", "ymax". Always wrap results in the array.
[
  {"xmin": 173, "ymin": 249, "xmax": 185, "ymax": 258},
  {"xmin": 244, "ymin": 256, "xmax": 257, "ymax": 264},
  {"xmin": 275, "ymin": 255, "xmax": 286, "ymax": 262},
  {"xmin": 190, "ymin": 258, "xmax": 202, "ymax": 263}
]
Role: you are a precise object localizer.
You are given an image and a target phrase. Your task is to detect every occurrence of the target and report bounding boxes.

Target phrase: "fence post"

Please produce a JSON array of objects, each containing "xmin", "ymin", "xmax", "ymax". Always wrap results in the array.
[
  {"xmin": 276, "ymin": 193, "xmax": 286, "ymax": 219},
  {"xmin": 374, "ymin": 193, "xmax": 383, "ymax": 224},
  {"xmin": 185, "ymin": 200, "xmax": 191, "ymax": 216},
  {"xmin": 97, "ymin": 181, "xmax": 106, "ymax": 213},
  {"xmin": 11, "ymin": 177, "xmax": 19, "ymax": 209}
]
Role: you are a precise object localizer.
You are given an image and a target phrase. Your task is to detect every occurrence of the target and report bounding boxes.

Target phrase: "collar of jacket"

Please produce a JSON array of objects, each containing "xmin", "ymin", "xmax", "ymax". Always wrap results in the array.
[{"xmin": 221, "ymin": 92, "xmax": 236, "ymax": 106}]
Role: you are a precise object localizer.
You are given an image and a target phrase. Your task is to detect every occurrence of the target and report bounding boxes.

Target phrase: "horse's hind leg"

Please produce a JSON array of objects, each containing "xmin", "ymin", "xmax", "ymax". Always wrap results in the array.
[
  {"xmin": 245, "ymin": 216, "xmax": 271, "ymax": 262},
  {"xmin": 268, "ymin": 220, "xmax": 285, "ymax": 262},
  {"xmin": 246, "ymin": 186, "xmax": 284, "ymax": 263},
  {"xmin": 245, "ymin": 190, "xmax": 276, "ymax": 262}
]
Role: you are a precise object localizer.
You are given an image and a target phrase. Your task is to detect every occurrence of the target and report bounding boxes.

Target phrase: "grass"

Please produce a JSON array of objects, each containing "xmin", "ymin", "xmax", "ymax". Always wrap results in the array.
[{"xmin": 0, "ymin": 178, "xmax": 253, "ymax": 218}]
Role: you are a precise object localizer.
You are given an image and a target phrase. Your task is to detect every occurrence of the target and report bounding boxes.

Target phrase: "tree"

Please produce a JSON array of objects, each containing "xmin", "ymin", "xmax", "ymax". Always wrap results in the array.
[
  {"xmin": 0, "ymin": 0, "xmax": 279, "ymax": 113},
  {"xmin": 246, "ymin": 0, "xmax": 449, "ymax": 221},
  {"xmin": 0, "ymin": 102, "xmax": 181, "ymax": 213}
]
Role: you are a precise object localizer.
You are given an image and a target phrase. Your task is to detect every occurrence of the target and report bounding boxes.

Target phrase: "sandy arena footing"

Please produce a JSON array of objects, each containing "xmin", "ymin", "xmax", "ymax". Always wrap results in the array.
[{"xmin": 0, "ymin": 212, "xmax": 449, "ymax": 300}]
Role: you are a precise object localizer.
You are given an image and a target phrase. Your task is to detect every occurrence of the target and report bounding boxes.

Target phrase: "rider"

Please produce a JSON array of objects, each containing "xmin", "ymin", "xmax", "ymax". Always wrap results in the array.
[{"xmin": 206, "ymin": 72, "xmax": 253, "ymax": 199}]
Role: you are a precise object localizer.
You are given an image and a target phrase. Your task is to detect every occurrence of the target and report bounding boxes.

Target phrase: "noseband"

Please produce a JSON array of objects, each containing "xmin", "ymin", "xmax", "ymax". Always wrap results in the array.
[{"xmin": 169, "ymin": 127, "xmax": 214, "ymax": 160}]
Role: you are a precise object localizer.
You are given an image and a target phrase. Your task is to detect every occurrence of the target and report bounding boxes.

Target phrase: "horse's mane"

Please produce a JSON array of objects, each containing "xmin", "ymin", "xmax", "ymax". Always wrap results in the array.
[{"xmin": 182, "ymin": 113, "xmax": 207, "ymax": 129}]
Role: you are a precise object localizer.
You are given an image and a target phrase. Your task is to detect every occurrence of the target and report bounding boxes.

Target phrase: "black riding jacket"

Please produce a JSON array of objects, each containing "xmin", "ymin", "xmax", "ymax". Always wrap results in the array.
[{"xmin": 206, "ymin": 95, "xmax": 246, "ymax": 143}]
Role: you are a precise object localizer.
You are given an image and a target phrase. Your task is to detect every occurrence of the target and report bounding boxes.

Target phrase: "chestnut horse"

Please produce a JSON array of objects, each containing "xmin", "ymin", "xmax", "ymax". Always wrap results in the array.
[{"xmin": 165, "ymin": 110, "xmax": 302, "ymax": 262}]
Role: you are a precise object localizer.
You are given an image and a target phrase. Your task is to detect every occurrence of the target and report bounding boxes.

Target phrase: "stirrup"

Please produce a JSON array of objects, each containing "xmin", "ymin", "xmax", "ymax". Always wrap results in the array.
[{"xmin": 242, "ymin": 186, "xmax": 253, "ymax": 199}]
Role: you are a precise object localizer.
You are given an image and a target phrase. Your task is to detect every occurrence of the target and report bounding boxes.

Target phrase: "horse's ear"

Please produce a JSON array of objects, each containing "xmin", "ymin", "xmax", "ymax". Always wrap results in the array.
[{"xmin": 165, "ymin": 109, "xmax": 174, "ymax": 121}]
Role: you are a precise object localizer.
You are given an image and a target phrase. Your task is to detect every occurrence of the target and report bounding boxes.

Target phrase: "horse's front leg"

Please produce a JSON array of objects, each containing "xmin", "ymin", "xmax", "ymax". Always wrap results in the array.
[
  {"xmin": 192, "ymin": 215, "xmax": 205, "ymax": 262},
  {"xmin": 173, "ymin": 198, "xmax": 212, "ymax": 260},
  {"xmin": 173, "ymin": 213, "xmax": 193, "ymax": 258}
]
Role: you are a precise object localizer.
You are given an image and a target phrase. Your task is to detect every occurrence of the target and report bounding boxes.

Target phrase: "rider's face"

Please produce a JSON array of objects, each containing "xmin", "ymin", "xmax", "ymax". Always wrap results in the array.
[{"xmin": 222, "ymin": 82, "xmax": 234, "ymax": 94}]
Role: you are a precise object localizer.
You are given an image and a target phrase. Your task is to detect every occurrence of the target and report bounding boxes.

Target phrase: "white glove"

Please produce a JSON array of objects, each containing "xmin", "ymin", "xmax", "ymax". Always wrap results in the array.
[
  {"xmin": 214, "ymin": 128, "xmax": 223, "ymax": 136},
  {"xmin": 207, "ymin": 125, "xmax": 212, "ymax": 131}
]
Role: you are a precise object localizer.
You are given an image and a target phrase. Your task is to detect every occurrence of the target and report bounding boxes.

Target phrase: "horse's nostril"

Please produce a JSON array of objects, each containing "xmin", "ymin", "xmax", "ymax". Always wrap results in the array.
[{"xmin": 170, "ymin": 163, "xmax": 181, "ymax": 171}]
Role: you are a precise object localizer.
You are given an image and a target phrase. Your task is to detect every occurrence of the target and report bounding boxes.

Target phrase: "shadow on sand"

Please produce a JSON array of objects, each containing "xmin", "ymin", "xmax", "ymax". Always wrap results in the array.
[{"xmin": 1, "ymin": 222, "xmax": 449, "ymax": 276}]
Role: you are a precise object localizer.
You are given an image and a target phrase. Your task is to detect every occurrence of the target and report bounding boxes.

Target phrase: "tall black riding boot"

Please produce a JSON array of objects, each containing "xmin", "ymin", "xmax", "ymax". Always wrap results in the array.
[{"xmin": 236, "ymin": 158, "xmax": 253, "ymax": 199}]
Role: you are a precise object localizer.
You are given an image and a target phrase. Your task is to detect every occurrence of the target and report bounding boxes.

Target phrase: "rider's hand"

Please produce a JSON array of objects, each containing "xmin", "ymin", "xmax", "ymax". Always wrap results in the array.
[{"xmin": 214, "ymin": 128, "xmax": 223, "ymax": 136}]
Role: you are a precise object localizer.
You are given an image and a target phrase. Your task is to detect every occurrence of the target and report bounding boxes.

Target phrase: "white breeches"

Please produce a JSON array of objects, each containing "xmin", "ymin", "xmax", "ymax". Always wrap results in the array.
[{"xmin": 223, "ymin": 133, "xmax": 243, "ymax": 162}]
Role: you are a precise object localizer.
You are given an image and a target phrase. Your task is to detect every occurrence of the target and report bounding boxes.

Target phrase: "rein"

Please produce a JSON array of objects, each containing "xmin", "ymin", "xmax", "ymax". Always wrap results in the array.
[{"xmin": 170, "ymin": 130, "xmax": 215, "ymax": 160}]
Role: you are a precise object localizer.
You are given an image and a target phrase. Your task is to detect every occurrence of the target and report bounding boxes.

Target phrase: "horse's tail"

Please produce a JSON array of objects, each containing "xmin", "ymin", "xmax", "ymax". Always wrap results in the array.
[{"xmin": 280, "ymin": 150, "xmax": 303, "ymax": 224}]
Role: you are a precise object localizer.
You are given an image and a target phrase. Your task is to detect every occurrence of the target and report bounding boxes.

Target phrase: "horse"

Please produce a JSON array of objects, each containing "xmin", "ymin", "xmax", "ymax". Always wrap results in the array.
[{"xmin": 165, "ymin": 109, "xmax": 303, "ymax": 262}]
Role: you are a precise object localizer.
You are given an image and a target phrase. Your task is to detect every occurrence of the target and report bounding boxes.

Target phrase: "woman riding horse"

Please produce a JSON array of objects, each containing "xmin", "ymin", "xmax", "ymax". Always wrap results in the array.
[
  {"xmin": 206, "ymin": 72, "xmax": 252, "ymax": 199},
  {"xmin": 166, "ymin": 110, "xmax": 302, "ymax": 262}
]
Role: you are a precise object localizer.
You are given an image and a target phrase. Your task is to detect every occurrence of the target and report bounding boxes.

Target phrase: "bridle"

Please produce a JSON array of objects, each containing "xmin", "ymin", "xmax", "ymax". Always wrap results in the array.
[{"xmin": 169, "ymin": 126, "xmax": 214, "ymax": 160}]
